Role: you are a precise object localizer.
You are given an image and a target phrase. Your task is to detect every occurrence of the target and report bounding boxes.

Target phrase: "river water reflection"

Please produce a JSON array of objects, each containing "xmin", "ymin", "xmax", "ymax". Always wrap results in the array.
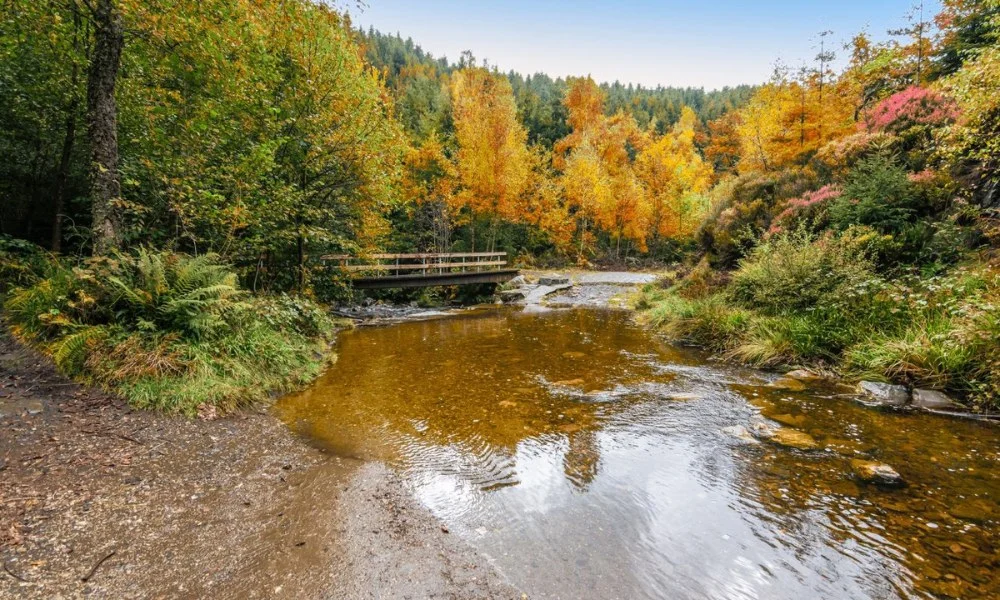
[{"xmin": 276, "ymin": 307, "xmax": 999, "ymax": 599}]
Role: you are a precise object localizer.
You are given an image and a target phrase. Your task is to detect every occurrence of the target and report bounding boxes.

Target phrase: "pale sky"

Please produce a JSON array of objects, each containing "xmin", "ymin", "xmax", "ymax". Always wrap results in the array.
[{"xmin": 348, "ymin": 0, "xmax": 940, "ymax": 90}]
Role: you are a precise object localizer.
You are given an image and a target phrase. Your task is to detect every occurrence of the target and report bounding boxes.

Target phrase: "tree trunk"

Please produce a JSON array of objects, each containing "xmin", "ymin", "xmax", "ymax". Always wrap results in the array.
[{"xmin": 86, "ymin": 0, "xmax": 124, "ymax": 255}]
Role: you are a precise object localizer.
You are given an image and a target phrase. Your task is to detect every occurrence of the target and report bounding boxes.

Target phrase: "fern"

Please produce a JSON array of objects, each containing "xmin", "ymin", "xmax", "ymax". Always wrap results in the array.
[
  {"xmin": 50, "ymin": 326, "xmax": 107, "ymax": 374},
  {"xmin": 3, "ymin": 249, "xmax": 334, "ymax": 415}
]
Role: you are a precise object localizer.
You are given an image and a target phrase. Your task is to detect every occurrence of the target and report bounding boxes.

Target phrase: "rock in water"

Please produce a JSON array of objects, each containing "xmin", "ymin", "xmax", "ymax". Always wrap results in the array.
[
  {"xmin": 499, "ymin": 289, "xmax": 526, "ymax": 303},
  {"xmin": 851, "ymin": 459, "xmax": 905, "ymax": 487},
  {"xmin": 769, "ymin": 377, "xmax": 807, "ymax": 392},
  {"xmin": 912, "ymin": 389, "xmax": 963, "ymax": 411},
  {"xmin": 857, "ymin": 381, "xmax": 910, "ymax": 407},
  {"xmin": 538, "ymin": 274, "xmax": 570, "ymax": 286},
  {"xmin": 721, "ymin": 425, "xmax": 759, "ymax": 443},
  {"xmin": 748, "ymin": 421, "xmax": 819, "ymax": 450},
  {"xmin": 784, "ymin": 369, "xmax": 823, "ymax": 382},
  {"xmin": 769, "ymin": 428, "xmax": 820, "ymax": 451}
]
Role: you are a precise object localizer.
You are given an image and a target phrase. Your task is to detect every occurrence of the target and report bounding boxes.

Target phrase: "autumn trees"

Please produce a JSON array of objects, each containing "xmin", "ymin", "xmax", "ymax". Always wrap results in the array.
[
  {"xmin": 1, "ymin": 5, "xmax": 741, "ymax": 271},
  {"xmin": 11, "ymin": 0, "xmax": 995, "ymax": 279},
  {"xmin": 395, "ymin": 69, "xmax": 718, "ymax": 262},
  {"xmin": 636, "ymin": 107, "xmax": 713, "ymax": 241},
  {"xmin": 1, "ymin": 0, "xmax": 403, "ymax": 290},
  {"xmin": 450, "ymin": 67, "xmax": 532, "ymax": 250},
  {"xmin": 552, "ymin": 78, "xmax": 714, "ymax": 258}
]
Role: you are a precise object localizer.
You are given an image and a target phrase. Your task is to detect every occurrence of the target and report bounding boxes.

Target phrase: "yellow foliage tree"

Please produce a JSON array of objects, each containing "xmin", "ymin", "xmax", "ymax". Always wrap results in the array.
[
  {"xmin": 736, "ymin": 75, "xmax": 853, "ymax": 174},
  {"xmin": 401, "ymin": 134, "xmax": 457, "ymax": 252},
  {"xmin": 450, "ymin": 67, "xmax": 532, "ymax": 250},
  {"xmin": 636, "ymin": 106, "xmax": 714, "ymax": 241}
]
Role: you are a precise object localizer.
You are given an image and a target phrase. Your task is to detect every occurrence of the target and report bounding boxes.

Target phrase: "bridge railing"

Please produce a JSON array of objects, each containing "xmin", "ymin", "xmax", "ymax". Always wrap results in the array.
[{"xmin": 322, "ymin": 252, "xmax": 508, "ymax": 279}]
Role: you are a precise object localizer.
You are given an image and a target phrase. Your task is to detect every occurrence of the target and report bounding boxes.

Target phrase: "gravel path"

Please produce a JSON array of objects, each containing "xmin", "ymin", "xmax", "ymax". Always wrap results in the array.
[{"xmin": 522, "ymin": 270, "xmax": 662, "ymax": 309}]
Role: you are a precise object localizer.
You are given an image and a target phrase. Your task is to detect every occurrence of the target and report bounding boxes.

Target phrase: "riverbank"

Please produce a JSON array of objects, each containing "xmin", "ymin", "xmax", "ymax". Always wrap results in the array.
[
  {"xmin": 0, "ymin": 331, "xmax": 521, "ymax": 599},
  {"xmin": 632, "ymin": 252, "xmax": 1000, "ymax": 414}
]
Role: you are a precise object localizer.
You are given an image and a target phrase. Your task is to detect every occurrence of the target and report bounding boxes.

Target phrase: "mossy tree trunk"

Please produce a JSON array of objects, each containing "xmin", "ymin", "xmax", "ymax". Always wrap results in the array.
[{"xmin": 86, "ymin": 0, "xmax": 124, "ymax": 255}]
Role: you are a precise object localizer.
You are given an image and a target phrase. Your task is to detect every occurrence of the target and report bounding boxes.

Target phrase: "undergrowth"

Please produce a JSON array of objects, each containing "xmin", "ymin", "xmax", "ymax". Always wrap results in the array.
[
  {"xmin": 634, "ymin": 230, "xmax": 1000, "ymax": 411},
  {"xmin": 2, "ymin": 249, "xmax": 338, "ymax": 415}
]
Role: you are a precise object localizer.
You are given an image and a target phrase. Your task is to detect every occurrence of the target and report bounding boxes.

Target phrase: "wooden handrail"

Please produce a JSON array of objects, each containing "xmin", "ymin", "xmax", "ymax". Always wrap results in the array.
[
  {"xmin": 323, "ymin": 252, "xmax": 506, "ymax": 261},
  {"xmin": 320, "ymin": 252, "xmax": 512, "ymax": 285},
  {"xmin": 340, "ymin": 260, "xmax": 507, "ymax": 272}
]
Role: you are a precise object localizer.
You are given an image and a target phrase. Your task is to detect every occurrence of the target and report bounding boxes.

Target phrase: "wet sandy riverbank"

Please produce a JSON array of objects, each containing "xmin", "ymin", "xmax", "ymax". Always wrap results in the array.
[{"xmin": 0, "ymin": 332, "xmax": 520, "ymax": 599}]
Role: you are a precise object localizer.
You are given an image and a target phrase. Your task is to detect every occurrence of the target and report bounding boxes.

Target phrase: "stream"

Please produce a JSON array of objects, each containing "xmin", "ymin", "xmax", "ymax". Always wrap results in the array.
[{"xmin": 275, "ymin": 303, "xmax": 999, "ymax": 599}]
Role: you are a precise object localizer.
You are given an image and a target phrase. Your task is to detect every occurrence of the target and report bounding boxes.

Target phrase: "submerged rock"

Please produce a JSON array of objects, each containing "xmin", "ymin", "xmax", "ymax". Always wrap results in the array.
[
  {"xmin": 912, "ymin": 389, "xmax": 964, "ymax": 411},
  {"xmin": 721, "ymin": 425, "xmax": 759, "ymax": 443},
  {"xmin": 784, "ymin": 369, "xmax": 823, "ymax": 382},
  {"xmin": 749, "ymin": 421, "xmax": 819, "ymax": 450},
  {"xmin": 857, "ymin": 381, "xmax": 910, "ymax": 407},
  {"xmin": 769, "ymin": 377, "xmax": 807, "ymax": 392},
  {"xmin": 948, "ymin": 499, "xmax": 996, "ymax": 522},
  {"xmin": 769, "ymin": 428, "xmax": 820, "ymax": 451},
  {"xmin": 851, "ymin": 459, "xmax": 905, "ymax": 487},
  {"xmin": 768, "ymin": 412, "xmax": 807, "ymax": 427}
]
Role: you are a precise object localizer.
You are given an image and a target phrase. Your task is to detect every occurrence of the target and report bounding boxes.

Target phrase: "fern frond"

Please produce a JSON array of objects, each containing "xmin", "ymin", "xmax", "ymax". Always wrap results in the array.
[{"xmin": 50, "ymin": 326, "xmax": 107, "ymax": 374}]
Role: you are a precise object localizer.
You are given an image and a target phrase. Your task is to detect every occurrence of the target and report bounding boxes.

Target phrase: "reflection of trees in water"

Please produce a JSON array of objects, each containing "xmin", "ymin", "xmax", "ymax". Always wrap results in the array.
[
  {"xmin": 563, "ymin": 429, "xmax": 601, "ymax": 489},
  {"xmin": 279, "ymin": 308, "xmax": 697, "ymax": 495}
]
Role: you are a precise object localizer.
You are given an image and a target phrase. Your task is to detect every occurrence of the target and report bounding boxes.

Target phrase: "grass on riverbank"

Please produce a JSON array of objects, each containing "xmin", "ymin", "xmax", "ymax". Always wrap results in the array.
[
  {"xmin": 634, "ymin": 231, "xmax": 1000, "ymax": 411},
  {"xmin": 1, "ymin": 248, "xmax": 338, "ymax": 416}
]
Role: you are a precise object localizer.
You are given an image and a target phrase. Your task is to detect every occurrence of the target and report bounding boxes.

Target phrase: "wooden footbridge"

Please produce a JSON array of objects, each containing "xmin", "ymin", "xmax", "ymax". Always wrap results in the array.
[{"xmin": 323, "ymin": 252, "xmax": 519, "ymax": 289}]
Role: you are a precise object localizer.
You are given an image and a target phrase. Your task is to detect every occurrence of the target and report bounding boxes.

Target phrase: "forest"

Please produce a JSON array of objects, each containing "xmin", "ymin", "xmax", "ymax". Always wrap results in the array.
[{"xmin": 1, "ymin": 0, "xmax": 999, "ymax": 412}]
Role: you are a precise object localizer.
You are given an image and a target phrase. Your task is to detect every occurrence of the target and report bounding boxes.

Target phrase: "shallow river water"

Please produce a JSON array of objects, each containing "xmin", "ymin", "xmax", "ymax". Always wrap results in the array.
[{"xmin": 276, "ymin": 306, "xmax": 999, "ymax": 600}]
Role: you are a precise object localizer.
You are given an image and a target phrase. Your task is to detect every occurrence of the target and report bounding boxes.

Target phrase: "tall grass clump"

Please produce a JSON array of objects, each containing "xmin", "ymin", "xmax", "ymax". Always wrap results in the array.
[
  {"xmin": 3, "ymin": 249, "xmax": 336, "ymax": 415},
  {"xmin": 843, "ymin": 267, "xmax": 1000, "ymax": 410}
]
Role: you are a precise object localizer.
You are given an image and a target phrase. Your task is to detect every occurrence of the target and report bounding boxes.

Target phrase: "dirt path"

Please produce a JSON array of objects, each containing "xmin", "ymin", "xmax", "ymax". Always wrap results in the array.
[{"xmin": 0, "ymin": 332, "xmax": 520, "ymax": 599}]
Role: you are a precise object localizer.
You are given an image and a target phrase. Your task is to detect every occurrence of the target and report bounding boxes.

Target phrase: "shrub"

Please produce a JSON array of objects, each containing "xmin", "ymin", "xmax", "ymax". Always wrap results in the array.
[
  {"xmin": 769, "ymin": 185, "xmax": 841, "ymax": 235},
  {"xmin": 866, "ymin": 87, "xmax": 961, "ymax": 135},
  {"xmin": 638, "ymin": 228, "xmax": 999, "ymax": 408},
  {"xmin": 4, "ymin": 250, "xmax": 335, "ymax": 415},
  {"xmin": 0, "ymin": 236, "xmax": 53, "ymax": 294},
  {"xmin": 696, "ymin": 169, "xmax": 817, "ymax": 267},
  {"xmin": 812, "ymin": 131, "xmax": 899, "ymax": 179},
  {"xmin": 830, "ymin": 154, "xmax": 919, "ymax": 234},
  {"xmin": 728, "ymin": 228, "xmax": 878, "ymax": 314}
]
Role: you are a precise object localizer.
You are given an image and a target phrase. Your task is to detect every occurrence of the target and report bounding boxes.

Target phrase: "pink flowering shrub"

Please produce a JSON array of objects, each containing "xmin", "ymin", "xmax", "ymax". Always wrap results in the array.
[
  {"xmin": 813, "ymin": 131, "xmax": 896, "ymax": 177},
  {"xmin": 866, "ymin": 87, "xmax": 961, "ymax": 134},
  {"xmin": 769, "ymin": 185, "xmax": 841, "ymax": 234},
  {"xmin": 908, "ymin": 169, "xmax": 936, "ymax": 184}
]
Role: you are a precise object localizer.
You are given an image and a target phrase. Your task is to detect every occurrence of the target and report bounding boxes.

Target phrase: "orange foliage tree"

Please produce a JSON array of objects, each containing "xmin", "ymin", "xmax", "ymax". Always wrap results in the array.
[
  {"xmin": 450, "ymin": 66, "xmax": 532, "ymax": 251},
  {"xmin": 556, "ymin": 77, "xmax": 650, "ymax": 259}
]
